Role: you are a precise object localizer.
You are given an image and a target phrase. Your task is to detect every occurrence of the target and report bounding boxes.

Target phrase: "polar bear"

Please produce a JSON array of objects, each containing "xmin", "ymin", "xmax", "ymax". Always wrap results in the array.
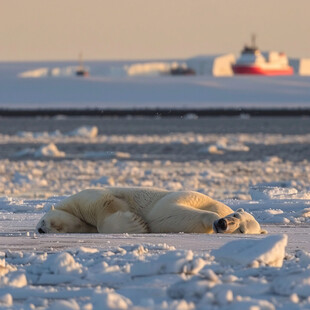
[{"xmin": 36, "ymin": 187, "xmax": 266, "ymax": 235}]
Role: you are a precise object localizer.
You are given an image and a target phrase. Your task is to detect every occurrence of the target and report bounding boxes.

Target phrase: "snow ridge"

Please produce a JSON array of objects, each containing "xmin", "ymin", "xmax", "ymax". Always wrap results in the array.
[{"xmin": 0, "ymin": 237, "xmax": 309, "ymax": 309}]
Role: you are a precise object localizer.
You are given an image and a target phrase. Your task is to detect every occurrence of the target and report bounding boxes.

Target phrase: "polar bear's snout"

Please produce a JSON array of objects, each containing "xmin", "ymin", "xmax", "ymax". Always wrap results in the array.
[
  {"xmin": 213, "ymin": 216, "xmax": 240, "ymax": 233},
  {"xmin": 213, "ymin": 209, "xmax": 267, "ymax": 234},
  {"xmin": 36, "ymin": 219, "xmax": 46, "ymax": 234},
  {"xmin": 217, "ymin": 218, "xmax": 227, "ymax": 231}
]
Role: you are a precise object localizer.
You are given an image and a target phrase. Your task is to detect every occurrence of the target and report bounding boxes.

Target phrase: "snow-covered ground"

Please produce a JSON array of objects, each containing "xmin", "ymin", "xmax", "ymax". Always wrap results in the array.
[
  {"xmin": 0, "ymin": 117, "xmax": 309, "ymax": 309},
  {"xmin": 1, "ymin": 61, "xmax": 310, "ymax": 109}
]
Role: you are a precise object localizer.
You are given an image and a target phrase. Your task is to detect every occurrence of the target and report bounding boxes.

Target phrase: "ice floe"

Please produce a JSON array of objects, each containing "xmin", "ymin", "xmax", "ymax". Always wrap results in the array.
[
  {"xmin": 68, "ymin": 126, "xmax": 98, "ymax": 138},
  {"xmin": 250, "ymin": 183, "xmax": 310, "ymax": 200},
  {"xmin": 211, "ymin": 234, "xmax": 287, "ymax": 267},
  {"xmin": 0, "ymin": 119, "xmax": 309, "ymax": 309},
  {"xmin": 14, "ymin": 143, "xmax": 66, "ymax": 158},
  {"xmin": 199, "ymin": 137, "xmax": 250, "ymax": 155},
  {"xmin": 34, "ymin": 143, "xmax": 66, "ymax": 158},
  {"xmin": 0, "ymin": 237, "xmax": 307, "ymax": 309},
  {"xmin": 0, "ymin": 155, "xmax": 309, "ymax": 201},
  {"xmin": 2, "ymin": 127, "xmax": 310, "ymax": 146}
]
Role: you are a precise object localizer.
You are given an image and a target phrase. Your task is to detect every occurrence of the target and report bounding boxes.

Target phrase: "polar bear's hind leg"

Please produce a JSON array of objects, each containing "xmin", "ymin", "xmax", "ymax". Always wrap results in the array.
[{"xmin": 97, "ymin": 211, "xmax": 149, "ymax": 233}]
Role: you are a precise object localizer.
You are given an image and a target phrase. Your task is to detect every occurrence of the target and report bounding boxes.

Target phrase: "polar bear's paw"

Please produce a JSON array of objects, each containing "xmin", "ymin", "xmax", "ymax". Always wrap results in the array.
[{"xmin": 98, "ymin": 211, "xmax": 149, "ymax": 234}]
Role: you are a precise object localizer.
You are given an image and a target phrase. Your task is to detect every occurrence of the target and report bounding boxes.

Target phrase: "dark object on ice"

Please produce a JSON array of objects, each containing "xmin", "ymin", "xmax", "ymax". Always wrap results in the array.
[
  {"xmin": 76, "ymin": 69, "xmax": 89, "ymax": 77},
  {"xmin": 76, "ymin": 52, "xmax": 89, "ymax": 77},
  {"xmin": 170, "ymin": 66, "xmax": 196, "ymax": 76}
]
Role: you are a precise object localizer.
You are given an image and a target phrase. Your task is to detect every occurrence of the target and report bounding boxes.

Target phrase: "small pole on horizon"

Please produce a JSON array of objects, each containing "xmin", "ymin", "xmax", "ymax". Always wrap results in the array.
[
  {"xmin": 78, "ymin": 52, "xmax": 84, "ymax": 71},
  {"xmin": 251, "ymin": 34, "xmax": 257, "ymax": 49},
  {"xmin": 76, "ymin": 52, "xmax": 89, "ymax": 77}
]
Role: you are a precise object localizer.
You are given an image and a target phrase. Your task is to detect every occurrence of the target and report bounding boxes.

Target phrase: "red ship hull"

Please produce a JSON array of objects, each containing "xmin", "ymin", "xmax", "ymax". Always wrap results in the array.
[{"xmin": 232, "ymin": 65, "xmax": 294, "ymax": 76}]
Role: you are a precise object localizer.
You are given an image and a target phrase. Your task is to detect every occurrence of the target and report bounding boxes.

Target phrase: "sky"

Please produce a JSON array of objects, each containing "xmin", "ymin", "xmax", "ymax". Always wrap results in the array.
[{"xmin": 1, "ymin": 0, "xmax": 310, "ymax": 61}]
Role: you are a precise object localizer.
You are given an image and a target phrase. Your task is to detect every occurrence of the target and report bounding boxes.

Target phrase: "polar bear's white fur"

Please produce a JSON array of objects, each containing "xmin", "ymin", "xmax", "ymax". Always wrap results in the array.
[{"xmin": 36, "ymin": 187, "xmax": 266, "ymax": 235}]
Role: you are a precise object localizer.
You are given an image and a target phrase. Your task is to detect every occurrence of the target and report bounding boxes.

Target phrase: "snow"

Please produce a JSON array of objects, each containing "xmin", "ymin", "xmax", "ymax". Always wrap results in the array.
[
  {"xmin": 0, "ymin": 294, "xmax": 13, "ymax": 307},
  {"xmin": 211, "ymin": 234, "xmax": 287, "ymax": 267},
  {"xmin": 0, "ymin": 221, "xmax": 309, "ymax": 309},
  {"xmin": 18, "ymin": 66, "xmax": 80, "ymax": 78},
  {"xmin": 125, "ymin": 62, "xmax": 172, "ymax": 76},
  {"xmin": 34, "ymin": 143, "xmax": 66, "ymax": 158},
  {"xmin": 68, "ymin": 126, "xmax": 98, "ymax": 138},
  {"xmin": 199, "ymin": 137, "xmax": 250, "ymax": 155},
  {"xmin": 1, "ymin": 236, "xmax": 309, "ymax": 309},
  {"xmin": 0, "ymin": 113, "xmax": 309, "ymax": 307},
  {"xmin": 13, "ymin": 143, "xmax": 68, "ymax": 160},
  {"xmin": 2, "ymin": 61, "xmax": 310, "ymax": 109},
  {"xmin": 250, "ymin": 183, "xmax": 310, "ymax": 200},
  {"xmin": 1, "ymin": 124, "xmax": 310, "ymax": 200}
]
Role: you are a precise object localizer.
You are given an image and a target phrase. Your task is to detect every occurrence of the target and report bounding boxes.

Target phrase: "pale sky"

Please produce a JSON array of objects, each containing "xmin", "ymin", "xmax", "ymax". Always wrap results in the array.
[{"xmin": 1, "ymin": 0, "xmax": 309, "ymax": 61}]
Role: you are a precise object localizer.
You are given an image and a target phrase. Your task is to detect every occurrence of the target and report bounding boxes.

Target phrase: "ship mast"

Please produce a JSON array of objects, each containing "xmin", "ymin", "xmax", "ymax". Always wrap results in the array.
[
  {"xmin": 251, "ymin": 34, "xmax": 257, "ymax": 49},
  {"xmin": 78, "ymin": 52, "xmax": 84, "ymax": 71},
  {"xmin": 76, "ymin": 52, "xmax": 89, "ymax": 77}
]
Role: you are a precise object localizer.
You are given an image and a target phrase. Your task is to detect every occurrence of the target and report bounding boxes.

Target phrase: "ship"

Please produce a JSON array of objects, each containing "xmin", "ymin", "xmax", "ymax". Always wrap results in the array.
[
  {"xmin": 76, "ymin": 53, "xmax": 89, "ymax": 77},
  {"xmin": 232, "ymin": 35, "xmax": 294, "ymax": 75}
]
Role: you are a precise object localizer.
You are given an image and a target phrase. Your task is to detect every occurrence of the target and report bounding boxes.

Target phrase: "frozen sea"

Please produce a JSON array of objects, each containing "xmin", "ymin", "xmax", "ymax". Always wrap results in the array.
[
  {"xmin": 1, "ymin": 60, "xmax": 310, "ymax": 110},
  {"xmin": 0, "ymin": 116, "xmax": 309, "ymax": 309},
  {"xmin": 0, "ymin": 59, "xmax": 310, "ymax": 310}
]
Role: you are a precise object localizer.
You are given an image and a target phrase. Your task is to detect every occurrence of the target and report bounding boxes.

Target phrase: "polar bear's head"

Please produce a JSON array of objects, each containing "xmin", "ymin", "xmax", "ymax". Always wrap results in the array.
[
  {"xmin": 36, "ymin": 208, "xmax": 97, "ymax": 233},
  {"xmin": 213, "ymin": 208, "xmax": 267, "ymax": 234}
]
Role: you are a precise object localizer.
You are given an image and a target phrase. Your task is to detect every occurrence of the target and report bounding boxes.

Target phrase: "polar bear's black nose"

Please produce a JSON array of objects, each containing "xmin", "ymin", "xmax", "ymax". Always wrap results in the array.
[
  {"xmin": 38, "ymin": 228, "xmax": 45, "ymax": 234},
  {"xmin": 218, "ymin": 219, "xmax": 227, "ymax": 231}
]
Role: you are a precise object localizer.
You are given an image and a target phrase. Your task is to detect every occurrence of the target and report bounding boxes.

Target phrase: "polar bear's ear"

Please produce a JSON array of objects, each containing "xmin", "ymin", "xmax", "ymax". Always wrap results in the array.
[
  {"xmin": 236, "ymin": 208, "xmax": 244, "ymax": 213},
  {"xmin": 260, "ymin": 229, "xmax": 268, "ymax": 234}
]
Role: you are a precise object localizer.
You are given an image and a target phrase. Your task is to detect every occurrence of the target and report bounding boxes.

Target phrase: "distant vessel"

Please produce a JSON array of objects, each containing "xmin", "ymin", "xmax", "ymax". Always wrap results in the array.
[
  {"xmin": 170, "ymin": 65, "xmax": 195, "ymax": 76},
  {"xmin": 232, "ymin": 35, "xmax": 294, "ymax": 75},
  {"xmin": 76, "ymin": 53, "xmax": 89, "ymax": 77}
]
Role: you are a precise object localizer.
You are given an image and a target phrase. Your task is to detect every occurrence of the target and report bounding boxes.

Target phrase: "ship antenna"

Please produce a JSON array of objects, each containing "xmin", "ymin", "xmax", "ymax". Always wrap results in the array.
[
  {"xmin": 78, "ymin": 52, "xmax": 84, "ymax": 71},
  {"xmin": 251, "ymin": 34, "xmax": 256, "ymax": 49}
]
